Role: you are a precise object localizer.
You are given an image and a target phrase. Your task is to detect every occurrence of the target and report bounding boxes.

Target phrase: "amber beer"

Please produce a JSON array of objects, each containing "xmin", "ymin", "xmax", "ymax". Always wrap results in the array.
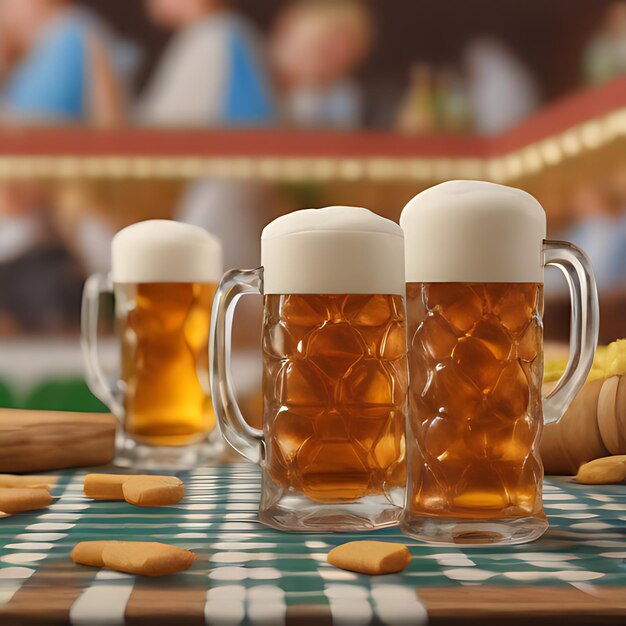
[
  {"xmin": 81, "ymin": 219, "xmax": 224, "ymax": 466},
  {"xmin": 406, "ymin": 282, "xmax": 544, "ymax": 519},
  {"xmin": 263, "ymin": 293, "xmax": 407, "ymax": 503},
  {"xmin": 212, "ymin": 206, "xmax": 407, "ymax": 530},
  {"xmin": 399, "ymin": 181, "xmax": 598, "ymax": 544},
  {"xmin": 117, "ymin": 281, "xmax": 217, "ymax": 446}
]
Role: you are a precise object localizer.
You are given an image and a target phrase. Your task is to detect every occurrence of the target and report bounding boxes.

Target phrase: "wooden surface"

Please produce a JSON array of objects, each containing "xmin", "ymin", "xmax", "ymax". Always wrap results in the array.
[
  {"xmin": 0, "ymin": 410, "xmax": 115, "ymax": 472},
  {"xmin": 421, "ymin": 586, "xmax": 626, "ymax": 625}
]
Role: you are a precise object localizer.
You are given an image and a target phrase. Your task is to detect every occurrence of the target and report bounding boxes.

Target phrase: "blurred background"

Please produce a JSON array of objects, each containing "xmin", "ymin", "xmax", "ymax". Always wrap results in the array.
[{"xmin": 0, "ymin": 0, "xmax": 626, "ymax": 415}]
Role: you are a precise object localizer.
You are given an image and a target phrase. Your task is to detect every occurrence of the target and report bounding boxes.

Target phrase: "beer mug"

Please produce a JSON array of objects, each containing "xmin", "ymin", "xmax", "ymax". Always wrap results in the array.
[
  {"xmin": 211, "ymin": 206, "xmax": 408, "ymax": 531},
  {"xmin": 399, "ymin": 181, "xmax": 599, "ymax": 545},
  {"xmin": 81, "ymin": 220, "xmax": 223, "ymax": 468}
]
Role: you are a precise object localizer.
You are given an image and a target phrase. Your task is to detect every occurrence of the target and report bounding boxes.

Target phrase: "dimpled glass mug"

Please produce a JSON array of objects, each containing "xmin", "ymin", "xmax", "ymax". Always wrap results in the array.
[
  {"xmin": 82, "ymin": 220, "xmax": 223, "ymax": 469},
  {"xmin": 399, "ymin": 181, "xmax": 599, "ymax": 545},
  {"xmin": 211, "ymin": 206, "xmax": 408, "ymax": 531}
]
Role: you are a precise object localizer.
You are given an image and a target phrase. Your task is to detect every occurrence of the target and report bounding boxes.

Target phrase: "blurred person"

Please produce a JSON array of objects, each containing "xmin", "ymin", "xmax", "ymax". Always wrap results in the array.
[
  {"xmin": 0, "ymin": 0, "xmax": 125, "ymax": 126},
  {"xmin": 463, "ymin": 36, "xmax": 540, "ymax": 135},
  {"xmin": 138, "ymin": 0, "xmax": 275, "ymax": 127},
  {"xmin": 0, "ymin": 182, "xmax": 83, "ymax": 334},
  {"xmin": 561, "ymin": 184, "xmax": 625, "ymax": 291},
  {"xmin": 0, "ymin": 15, "xmax": 9, "ymax": 84},
  {"xmin": 138, "ymin": 0, "xmax": 277, "ymax": 317},
  {"xmin": 270, "ymin": 0, "xmax": 373, "ymax": 129},
  {"xmin": 583, "ymin": 2, "xmax": 626, "ymax": 85},
  {"xmin": 0, "ymin": 183, "xmax": 46, "ymax": 265},
  {"xmin": 52, "ymin": 183, "xmax": 116, "ymax": 276},
  {"xmin": 176, "ymin": 178, "xmax": 271, "ymax": 271}
]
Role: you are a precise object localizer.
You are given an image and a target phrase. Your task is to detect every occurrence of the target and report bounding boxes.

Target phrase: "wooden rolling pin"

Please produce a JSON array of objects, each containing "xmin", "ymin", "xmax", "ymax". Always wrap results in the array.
[
  {"xmin": 541, "ymin": 340, "xmax": 626, "ymax": 475},
  {"xmin": 0, "ymin": 410, "xmax": 116, "ymax": 473},
  {"xmin": 541, "ymin": 375, "xmax": 626, "ymax": 475}
]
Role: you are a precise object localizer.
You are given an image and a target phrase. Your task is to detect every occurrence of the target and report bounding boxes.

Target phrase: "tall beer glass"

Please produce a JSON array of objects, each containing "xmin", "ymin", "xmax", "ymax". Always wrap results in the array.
[
  {"xmin": 82, "ymin": 220, "xmax": 223, "ymax": 468},
  {"xmin": 211, "ymin": 206, "xmax": 408, "ymax": 531},
  {"xmin": 400, "ymin": 181, "xmax": 599, "ymax": 545}
]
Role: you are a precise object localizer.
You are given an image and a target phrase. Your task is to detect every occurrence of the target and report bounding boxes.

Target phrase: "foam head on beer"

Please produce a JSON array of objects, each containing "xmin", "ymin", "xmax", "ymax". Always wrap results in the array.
[
  {"xmin": 112, "ymin": 220, "xmax": 223, "ymax": 284},
  {"xmin": 400, "ymin": 180, "xmax": 547, "ymax": 284},
  {"xmin": 261, "ymin": 206, "xmax": 404, "ymax": 294}
]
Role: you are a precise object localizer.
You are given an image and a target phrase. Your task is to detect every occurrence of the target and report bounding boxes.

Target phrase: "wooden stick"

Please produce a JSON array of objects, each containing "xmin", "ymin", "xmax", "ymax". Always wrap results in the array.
[{"xmin": 0, "ymin": 410, "xmax": 116, "ymax": 473}]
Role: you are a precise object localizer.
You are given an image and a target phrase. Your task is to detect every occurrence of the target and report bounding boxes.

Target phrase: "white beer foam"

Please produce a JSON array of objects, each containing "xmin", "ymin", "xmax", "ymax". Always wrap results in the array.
[
  {"xmin": 112, "ymin": 220, "xmax": 223, "ymax": 283},
  {"xmin": 400, "ymin": 180, "xmax": 547, "ymax": 283},
  {"xmin": 261, "ymin": 206, "xmax": 405, "ymax": 295}
]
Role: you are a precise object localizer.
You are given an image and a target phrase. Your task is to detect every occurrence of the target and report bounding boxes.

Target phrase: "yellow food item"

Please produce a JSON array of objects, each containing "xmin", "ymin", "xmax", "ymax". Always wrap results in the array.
[
  {"xmin": 84, "ymin": 474, "xmax": 132, "ymax": 500},
  {"xmin": 71, "ymin": 541, "xmax": 108, "ymax": 567},
  {"xmin": 543, "ymin": 341, "xmax": 626, "ymax": 384},
  {"xmin": 593, "ymin": 345, "xmax": 609, "ymax": 372},
  {"xmin": 0, "ymin": 475, "xmax": 57, "ymax": 490},
  {"xmin": 575, "ymin": 455, "xmax": 626, "ymax": 484},
  {"xmin": 327, "ymin": 541, "xmax": 411, "ymax": 575},
  {"xmin": 605, "ymin": 340, "xmax": 626, "ymax": 377},
  {"xmin": 543, "ymin": 367, "xmax": 566, "ymax": 384},
  {"xmin": 102, "ymin": 541, "xmax": 195, "ymax": 576},
  {"xmin": 72, "ymin": 540, "xmax": 195, "ymax": 576},
  {"xmin": 122, "ymin": 476, "xmax": 184, "ymax": 507},
  {"xmin": 0, "ymin": 487, "xmax": 52, "ymax": 513},
  {"xmin": 586, "ymin": 367, "xmax": 608, "ymax": 382},
  {"xmin": 84, "ymin": 474, "xmax": 184, "ymax": 505}
]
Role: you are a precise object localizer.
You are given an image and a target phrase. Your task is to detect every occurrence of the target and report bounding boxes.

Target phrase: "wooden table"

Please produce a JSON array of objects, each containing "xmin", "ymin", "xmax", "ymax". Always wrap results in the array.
[{"xmin": 0, "ymin": 465, "xmax": 625, "ymax": 625}]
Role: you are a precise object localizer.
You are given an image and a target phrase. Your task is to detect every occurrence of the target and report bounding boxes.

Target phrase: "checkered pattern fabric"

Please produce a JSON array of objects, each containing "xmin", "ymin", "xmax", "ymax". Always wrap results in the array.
[{"xmin": 0, "ymin": 465, "xmax": 625, "ymax": 625}]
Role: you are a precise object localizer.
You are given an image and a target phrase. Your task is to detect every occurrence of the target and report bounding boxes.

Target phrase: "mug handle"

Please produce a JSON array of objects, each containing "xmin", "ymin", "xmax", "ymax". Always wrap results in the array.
[
  {"xmin": 81, "ymin": 273, "xmax": 123, "ymax": 418},
  {"xmin": 542, "ymin": 240, "xmax": 599, "ymax": 424},
  {"xmin": 210, "ymin": 268, "xmax": 264, "ymax": 463}
]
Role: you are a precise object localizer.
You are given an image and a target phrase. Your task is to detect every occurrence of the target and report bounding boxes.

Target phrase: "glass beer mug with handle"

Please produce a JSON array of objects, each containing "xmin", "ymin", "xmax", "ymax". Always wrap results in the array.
[
  {"xmin": 211, "ymin": 206, "xmax": 408, "ymax": 531},
  {"xmin": 400, "ymin": 181, "xmax": 599, "ymax": 545},
  {"xmin": 81, "ymin": 220, "xmax": 223, "ymax": 469}
]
